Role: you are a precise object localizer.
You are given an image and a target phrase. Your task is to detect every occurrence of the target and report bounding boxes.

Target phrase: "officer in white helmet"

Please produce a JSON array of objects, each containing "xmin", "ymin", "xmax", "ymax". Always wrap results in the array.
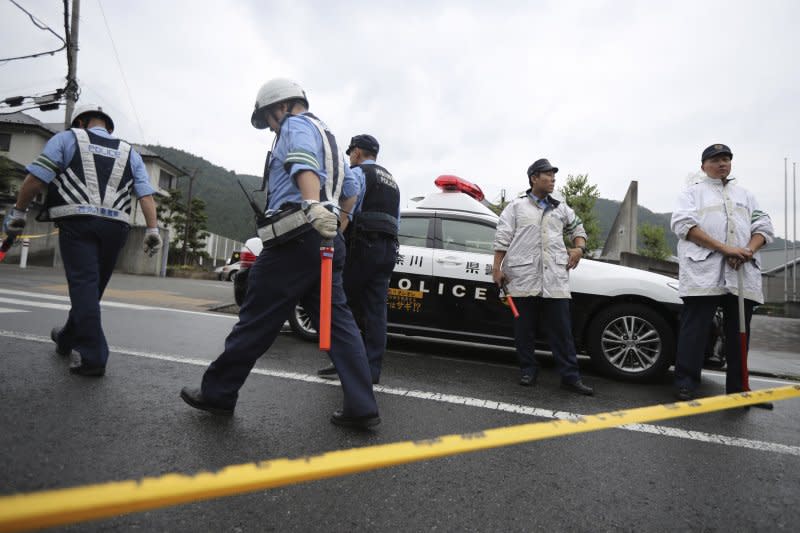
[
  {"xmin": 2, "ymin": 103, "xmax": 162, "ymax": 376},
  {"xmin": 180, "ymin": 78, "xmax": 380, "ymax": 428}
]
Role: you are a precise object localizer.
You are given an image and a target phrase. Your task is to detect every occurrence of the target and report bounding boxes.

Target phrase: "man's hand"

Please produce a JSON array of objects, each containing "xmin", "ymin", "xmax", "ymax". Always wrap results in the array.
[
  {"xmin": 2, "ymin": 208, "xmax": 27, "ymax": 238},
  {"xmin": 567, "ymin": 248, "xmax": 583, "ymax": 270},
  {"xmin": 492, "ymin": 269, "xmax": 506, "ymax": 287},
  {"xmin": 721, "ymin": 244, "xmax": 753, "ymax": 270},
  {"xmin": 304, "ymin": 201, "xmax": 338, "ymax": 239},
  {"xmin": 143, "ymin": 228, "xmax": 162, "ymax": 257}
]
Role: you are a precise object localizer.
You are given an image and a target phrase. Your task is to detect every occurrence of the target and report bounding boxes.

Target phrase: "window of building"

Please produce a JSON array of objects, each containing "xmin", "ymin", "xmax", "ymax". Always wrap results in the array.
[
  {"xmin": 0, "ymin": 133, "xmax": 10, "ymax": 151},
  {"xmin": 158, "ymin": 169, "xmax": 175, "ymax": 190}
]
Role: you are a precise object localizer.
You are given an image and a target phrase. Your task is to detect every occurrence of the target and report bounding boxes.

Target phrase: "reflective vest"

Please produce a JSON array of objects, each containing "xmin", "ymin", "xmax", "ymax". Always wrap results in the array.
[
  {"xmin": 45, "ymin": 128, "xmax": 135, "ymax": 224},
  {"xmin": 353, "ymin": 163, "xmax": 399, "ymax": 237}
]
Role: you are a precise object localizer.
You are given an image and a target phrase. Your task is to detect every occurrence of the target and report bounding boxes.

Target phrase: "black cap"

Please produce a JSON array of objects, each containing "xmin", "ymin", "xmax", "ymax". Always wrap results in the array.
[
  {"xmin": 527, "ymin": 158, "xmax": 559, "ymax": 177},
  {"xmin": 346, "ymin": 134, "xmax": 380, "ymax": 155},
  {"xmin": 701, "ymin": 143, "xmax": 733, "ymax": 162}
]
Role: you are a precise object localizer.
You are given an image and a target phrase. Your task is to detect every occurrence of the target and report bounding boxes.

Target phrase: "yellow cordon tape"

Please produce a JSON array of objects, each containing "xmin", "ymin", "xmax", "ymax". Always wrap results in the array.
[{"xmin": 0, "ymin": 385, "xmax": 798, "ymax": 532}]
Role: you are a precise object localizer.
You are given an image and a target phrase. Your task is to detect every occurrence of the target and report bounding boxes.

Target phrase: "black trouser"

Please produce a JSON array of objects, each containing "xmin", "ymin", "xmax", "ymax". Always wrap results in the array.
[
  {"xmin": 201, "ymin": 232, "xmax": 378, "ymax": 416},
  {"xmin": 675, "ymin": 295, "xmax": 754, "ymax": 393},
  {"xmin": 56, "ymin": 217, "xmax": 129, "ymax": 368},
  {"xmin": 513, "ymin": 296, "xmax": 581, "ymax": 384},
  {"xmin": 343, "ymin": 233, "xmax": 397, "ymax": 382}
]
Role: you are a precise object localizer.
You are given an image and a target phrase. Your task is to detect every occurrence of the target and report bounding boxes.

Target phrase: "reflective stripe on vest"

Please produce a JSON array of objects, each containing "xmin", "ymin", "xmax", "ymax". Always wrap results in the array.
[
  {"xmin": 300, "ymin": 113, "xmax": 344, "ymax": 205},
  {"xmin": 48, "ymin": 129, "xmax": 133, "ymax": 223}
]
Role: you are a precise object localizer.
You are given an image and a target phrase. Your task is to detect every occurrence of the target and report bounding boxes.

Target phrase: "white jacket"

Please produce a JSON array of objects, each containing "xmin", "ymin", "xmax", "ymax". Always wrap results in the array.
[
  {"xmin": 670, "ymin": 176, "xmax": 774, "ymax": 303},
  {"xmin": 494, "ymin": 193, "xmax": 587, "ymax": 298}
]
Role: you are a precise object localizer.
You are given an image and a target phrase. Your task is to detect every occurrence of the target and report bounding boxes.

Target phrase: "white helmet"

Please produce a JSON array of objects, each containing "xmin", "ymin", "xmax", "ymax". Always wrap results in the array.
[
  {"xmin": 251, "ymin": 78, "xmax": 308, "ymax": 129},
  {"xmin": 71, "ymin": 104, "xmax": 115, "ymax": 133}
]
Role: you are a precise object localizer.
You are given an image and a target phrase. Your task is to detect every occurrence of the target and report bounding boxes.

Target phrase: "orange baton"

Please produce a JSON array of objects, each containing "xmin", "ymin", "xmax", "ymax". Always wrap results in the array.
[
  {"xmin": 0, "ymin": 235, "xmax": 15, "ymax": 263},
  {"xmin": 319, "ymin": 239, "xmax": 334, "ymax": 351},
  {"xmin": 500, "ymin": 282, "xmax": 520, "ymax": 319}
]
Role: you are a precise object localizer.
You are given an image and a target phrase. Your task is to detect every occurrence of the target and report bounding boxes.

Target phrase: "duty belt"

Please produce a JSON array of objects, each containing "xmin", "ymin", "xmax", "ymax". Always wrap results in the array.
[
  {"xmin": 257, "ymin": 208, "xmax": 311, "ymax": 247},
  {"xmin": 49, "ymin": 204, "xmax": 130, "ymax": 223}
]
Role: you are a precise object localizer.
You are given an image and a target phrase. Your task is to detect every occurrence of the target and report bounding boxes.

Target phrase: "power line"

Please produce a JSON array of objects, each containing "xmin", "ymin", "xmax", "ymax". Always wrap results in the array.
[
  {"xmin": 0, "ymin": 0, "xmax": 68, "ymax": 64},
  {"xmin": 97, "ymin": 0, "xmax": 146, "ymax": 142}
]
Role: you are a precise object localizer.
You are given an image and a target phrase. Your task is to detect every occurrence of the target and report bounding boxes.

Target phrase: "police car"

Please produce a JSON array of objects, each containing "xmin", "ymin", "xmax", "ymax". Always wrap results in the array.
[{"xmin": 235, "ymin": 176, "xmax": 687, "ymax": 383}]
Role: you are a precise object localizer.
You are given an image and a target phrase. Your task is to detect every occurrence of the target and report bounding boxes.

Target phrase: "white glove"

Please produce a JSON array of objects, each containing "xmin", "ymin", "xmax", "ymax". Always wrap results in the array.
[
  {"xmin": 2, "ymin": 207, "xmax": 27, "ymax": 238},
  {"xmin": 143, "ymin": 227, "xmax": 162, "ymax": 257},
  {"xmin": 303, "ymin": 201, "xmax": 338, "ymax": 239}
]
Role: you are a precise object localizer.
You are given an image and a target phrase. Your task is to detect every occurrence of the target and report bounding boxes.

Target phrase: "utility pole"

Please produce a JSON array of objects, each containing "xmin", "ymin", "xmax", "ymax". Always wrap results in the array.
[
  {"xmin": 793, "ymin": 162, "xmax": 797, "ymax": 302},
  {"xmin": 182, "ymin": 168, "xmax": 197, "ymax": 266},
  {"xmin": 784, "ymin": 158, "xmax": 788, "ymax": 304},
  {"xmin": 63, "ymin": 0, "xmax": 81, "ymax": 128}
]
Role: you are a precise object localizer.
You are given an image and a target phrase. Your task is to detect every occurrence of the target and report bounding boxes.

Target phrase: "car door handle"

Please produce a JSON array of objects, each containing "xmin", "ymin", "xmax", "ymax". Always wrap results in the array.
[{"xmin": 436, "ymin": 257, "xmax": 463, "ymax": 265}]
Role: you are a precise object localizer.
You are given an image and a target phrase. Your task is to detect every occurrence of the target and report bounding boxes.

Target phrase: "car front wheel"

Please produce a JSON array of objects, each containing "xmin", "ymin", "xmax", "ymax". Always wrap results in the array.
[
  {"xmin": 290, "ymin": 303, "xmax": 318, "ymax": 341},
  {"xmin": 587, "ymin": 303, "xmax": 674, "ymax": 382}
]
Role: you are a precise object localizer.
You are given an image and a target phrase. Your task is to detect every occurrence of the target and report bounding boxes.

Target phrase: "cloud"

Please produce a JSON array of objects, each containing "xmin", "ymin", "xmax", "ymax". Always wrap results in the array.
[{"xmin": 2, "ymin": 0, "xmax": 798, "ymax": 239}]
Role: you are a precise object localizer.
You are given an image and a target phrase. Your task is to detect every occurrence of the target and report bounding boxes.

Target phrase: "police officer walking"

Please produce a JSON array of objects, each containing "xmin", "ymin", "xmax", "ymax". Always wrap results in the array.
[
  {"xmin": 671, "ymin": 144, "xmax": 774, "ymax": 402},
  {"xmin": 180, "ymin": 79, "xmax": 380, "ymax": 428},
  {"xmin": 317, "ymin": 134, "xmax": 400, "ymax": 384},
  {"xmin": 2, "ymin": 104, "xmax": 162, "ymax": 376},
  {"xmin": 492, "ymin": 158, "xmax": 594, "ymax": 395}
]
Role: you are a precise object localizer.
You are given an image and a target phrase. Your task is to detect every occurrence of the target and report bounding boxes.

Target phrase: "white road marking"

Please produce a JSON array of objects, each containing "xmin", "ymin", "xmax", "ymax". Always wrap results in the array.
[
  {"xmin": 0, "ymin": 307, "xmax": 29, "ymax": 314},
  {"xmin": 2, "ymin": 329, "xmax": 798, "ymax": 457},
  {"xmin": 0, "ymin": 289, "xmax": 238, "ymax": 319}
]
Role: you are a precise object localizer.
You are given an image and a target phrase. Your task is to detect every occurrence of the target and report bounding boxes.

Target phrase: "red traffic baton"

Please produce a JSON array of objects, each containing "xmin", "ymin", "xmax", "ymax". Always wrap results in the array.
[
  {"xmin": 737, "ymin": 266, "xmax": 773, "ymax": 410},
  {"xmin": 318, "ymin": 239, "xmax": 334, "ymax": 351},
  {"xmin": 500, "ymin": 282, "xmax": 520, "ymax": 318},
  {"xmin": 0, "ymin": 235, "xmax": 15, "ymax": 263}
]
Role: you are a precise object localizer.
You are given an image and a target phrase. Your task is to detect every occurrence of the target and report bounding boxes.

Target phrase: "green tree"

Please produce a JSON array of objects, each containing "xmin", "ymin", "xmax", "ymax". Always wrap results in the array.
[
  {"xmin": 156, "ymin": 189, "xmax": 210, "ymax": 265},
  {"xmin": 639, "ymin": 222, "xmax": 671, "ymax": 261},
  {"xmin": 559, "ymin": 174, "xmax": 602, "ymax": 251}
]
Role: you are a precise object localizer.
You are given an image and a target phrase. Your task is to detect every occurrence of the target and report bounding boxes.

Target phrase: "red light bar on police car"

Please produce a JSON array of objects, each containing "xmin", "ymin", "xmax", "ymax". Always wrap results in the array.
[{"xmin": 434, "ymin": 175, "xmax": 485, "ymax": 202}]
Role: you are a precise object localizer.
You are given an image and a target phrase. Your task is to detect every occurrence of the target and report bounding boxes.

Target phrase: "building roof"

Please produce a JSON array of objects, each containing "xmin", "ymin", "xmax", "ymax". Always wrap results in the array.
[{"xmin": 0, "ymin": 112, "xmax": 59, "ymax": 136}]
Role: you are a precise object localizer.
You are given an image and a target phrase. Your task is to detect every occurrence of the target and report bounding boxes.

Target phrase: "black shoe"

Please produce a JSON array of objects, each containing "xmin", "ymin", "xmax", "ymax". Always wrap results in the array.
[
  {"xmin": 180, "ymin": 387, "xmax": 234, "ymax": 416},
  {"xmin": 330, "ymin": 409, "xmax": 380, "ymax": 429},
  {"xmin": 519, "ymin": 374, "xmax": 537, "ymax": 387},
  {"xmin": 51, "ymin": 327, "xmax": 71, "ymax": 356},
  {"xmin": 561, "ymin": 379, "xmax": 594, "ymax": 396},
  {"xmin": 675, "ymin": 387, "xmax": 693, "ymax": 401},
  {"xmin": 317, "ymin": 365, "xmax": 339, "ymax": 380},
  {"xmin": 69, "ymin": 364, "xmax": 105, "ymax": 377}
]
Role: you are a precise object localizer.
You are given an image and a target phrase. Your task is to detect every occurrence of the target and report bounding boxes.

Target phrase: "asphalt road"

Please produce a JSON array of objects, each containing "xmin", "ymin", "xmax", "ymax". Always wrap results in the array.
[{"xmin": 1, "ymin": 265, "xmax": 799, "ymax": 532}]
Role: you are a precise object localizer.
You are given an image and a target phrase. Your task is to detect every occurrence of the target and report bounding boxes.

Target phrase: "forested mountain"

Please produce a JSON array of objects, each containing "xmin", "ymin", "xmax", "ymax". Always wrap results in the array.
[
  {"xmin": 145, "ymin": 145, "xmax": 263, "ymax": 241},
  {"xmin": 144, "ymin": 146, "xmax": 794, "ymax": 254}
]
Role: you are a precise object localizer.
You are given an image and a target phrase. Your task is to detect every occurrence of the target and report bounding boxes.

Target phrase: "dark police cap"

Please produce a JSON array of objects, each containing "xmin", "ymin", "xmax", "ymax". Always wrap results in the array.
[
  {"xmin": 527, "ymin": 158, "xmax": 559, "ymax": 177},
  {"xmin": 346, "ymin": 134, "xmax": 380, "ymax": 155},
  {"xmin": 701, "ymin": 143, "xmax": 733, "ymax": 162}
]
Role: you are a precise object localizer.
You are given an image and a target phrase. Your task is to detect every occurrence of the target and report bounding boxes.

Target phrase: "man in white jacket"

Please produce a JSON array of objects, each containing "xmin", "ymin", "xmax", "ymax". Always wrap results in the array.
[
  {"xmin": 492, "ymin": 158, "xmax": 593, "ymax": 395},
  {"xmin": 670, "ymin": 143, "xmax": 774, "ymax": 401}
]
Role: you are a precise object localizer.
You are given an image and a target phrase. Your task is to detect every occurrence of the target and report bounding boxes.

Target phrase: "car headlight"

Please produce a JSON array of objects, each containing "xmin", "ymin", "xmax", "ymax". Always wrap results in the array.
[{"xmin": 667, "ymin": 281, "xmax": 679, "ymax": 291}]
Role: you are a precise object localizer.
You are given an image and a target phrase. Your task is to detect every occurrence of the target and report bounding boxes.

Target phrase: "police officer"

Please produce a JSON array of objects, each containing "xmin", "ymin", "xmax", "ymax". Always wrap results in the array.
[
  {"xmin": 317, "ymin": 134, "xmax": 400, "ymax": 384},
  {"xmin": 492, "ymin": 158, "xmax": 594, "ymax": 395},
  {"xmin": 2, "ymin": 104, "xmax": 162, "ymax": 376},
  {"xmin": 671, "ymin": 144, "xmax": 774, "ymax": 402},
  {"xmin": 180, "ymin": 79, "xmax": 380, "ymax": 428}
]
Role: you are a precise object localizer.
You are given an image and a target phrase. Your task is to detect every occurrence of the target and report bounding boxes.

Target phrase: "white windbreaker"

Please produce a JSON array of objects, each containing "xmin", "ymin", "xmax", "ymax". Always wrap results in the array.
[
  {"xmin": 493, "ymin": 193, "xmax": 587, "ymax": 299},
  {"xmin": 670, "ymin": 176, "xmax": 774, "ymax": 303}
]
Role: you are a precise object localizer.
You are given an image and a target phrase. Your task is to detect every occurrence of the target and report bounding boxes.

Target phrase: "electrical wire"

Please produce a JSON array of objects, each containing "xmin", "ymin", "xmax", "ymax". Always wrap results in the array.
[
  {"xmin": 97, "ymin": 0, "xmax": 146, "ymax": 142},
  {"xmin": 0, "ymin": 0, "xmax": 68, "ymax": 64}
]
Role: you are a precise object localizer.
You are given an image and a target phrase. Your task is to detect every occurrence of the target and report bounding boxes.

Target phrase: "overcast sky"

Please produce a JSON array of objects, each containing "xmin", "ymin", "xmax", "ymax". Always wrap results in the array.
[{"xmin": 2, "ymin": 0, "xmax": 798, "ymax": 243}]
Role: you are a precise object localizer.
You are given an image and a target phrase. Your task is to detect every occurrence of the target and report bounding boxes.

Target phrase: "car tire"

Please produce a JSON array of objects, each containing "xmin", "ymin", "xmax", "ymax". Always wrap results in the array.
[
  {"xmin": 227, "ymin": 270, "xmax": 238, "ymax": 282},
  {"xmin": 586, "ymin": 303, "xmax": 675, "ymax": 382},
  {"xmin": 233, "ymin": 268, "xmax": 249, "ymax": 306},
  {"xmin": 289, "ymin": 303, "xmax": 318, "ymax": 342}
]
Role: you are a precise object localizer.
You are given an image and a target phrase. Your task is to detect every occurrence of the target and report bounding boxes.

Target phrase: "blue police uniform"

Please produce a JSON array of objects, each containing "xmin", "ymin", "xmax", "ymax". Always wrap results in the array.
[
  {"xmin": 342, "ymin": 160, "xmax": 400, "ymax": 383},
  {"xmin": 27, "ymin": 126, "xmax": 155, "ymax": 371},
  {"xmin": 199, "ymin": 113, "xmax": 379, "ymax": 417}
]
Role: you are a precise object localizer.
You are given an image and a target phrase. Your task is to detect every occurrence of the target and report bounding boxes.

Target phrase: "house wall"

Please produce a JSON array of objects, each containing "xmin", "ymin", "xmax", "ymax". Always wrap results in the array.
[{"xmin": 0, "ymin": 129, "xmax": 49, "ymax": 168}]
